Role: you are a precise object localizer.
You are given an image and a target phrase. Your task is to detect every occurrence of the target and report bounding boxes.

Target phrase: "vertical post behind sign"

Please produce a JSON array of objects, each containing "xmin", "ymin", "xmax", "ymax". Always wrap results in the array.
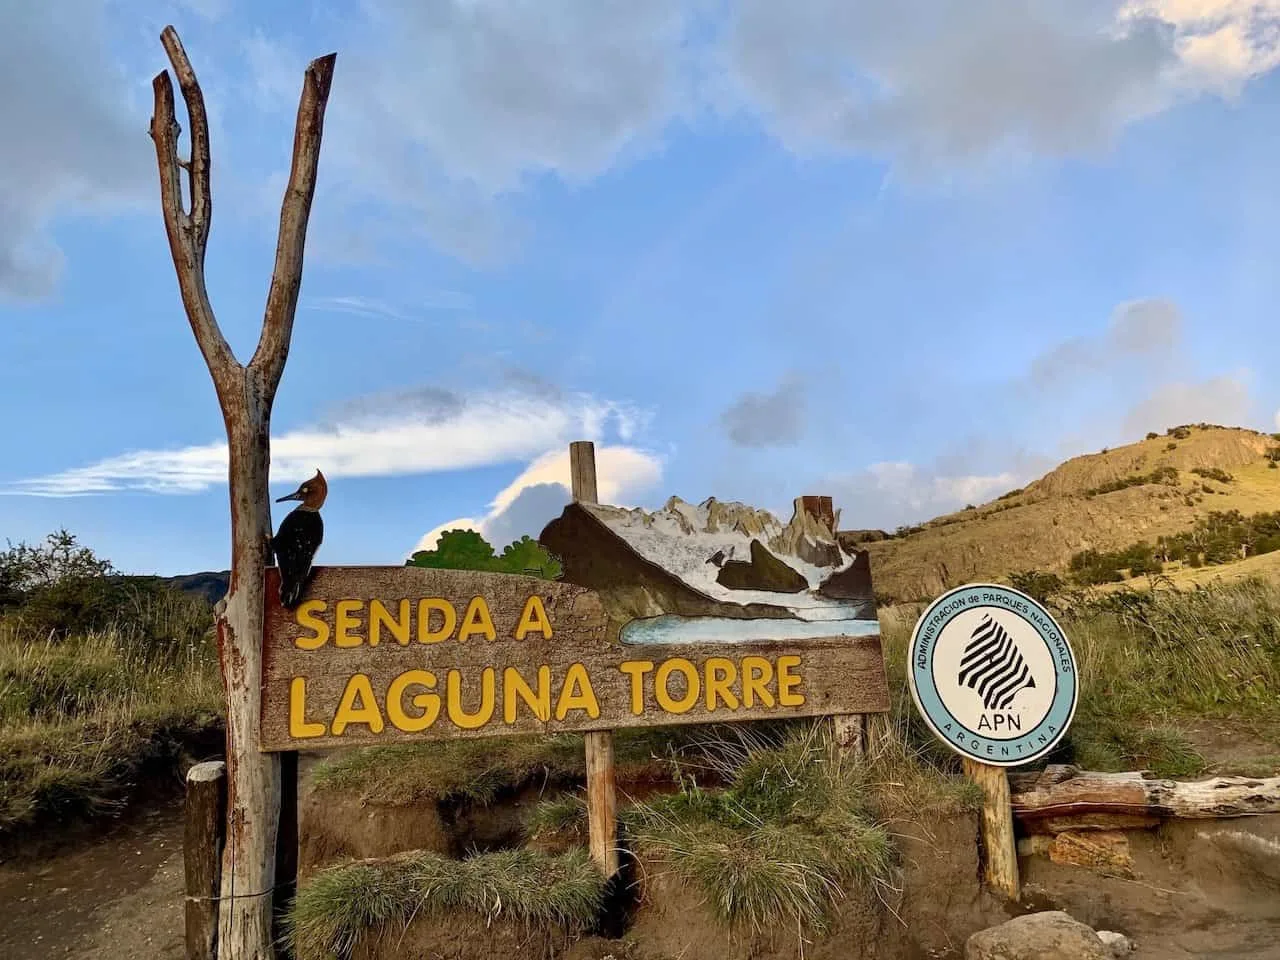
[
  {"xmin": 962, "ymin": 757, "xmax": 1020, "ymax": 900},
  {"xmin": 185, "ymin": 761, "xmax": 226, "ymax": 960},
  {"xmin": 569, "ymin": 441, "xmax": 621, "ymax": 878}
]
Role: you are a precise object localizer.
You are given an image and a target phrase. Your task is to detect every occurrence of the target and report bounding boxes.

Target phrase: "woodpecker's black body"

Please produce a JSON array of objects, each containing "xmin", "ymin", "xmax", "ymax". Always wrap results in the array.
[{"xmin": 272, "ymin": 469, "xmax": 327, "ymax": 610}]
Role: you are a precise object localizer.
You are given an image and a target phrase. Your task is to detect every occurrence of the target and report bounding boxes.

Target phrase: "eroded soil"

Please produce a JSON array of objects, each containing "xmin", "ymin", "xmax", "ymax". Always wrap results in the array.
[{"xmin": 0, "ymin": 800, "xmax": 185, "ymax": 960}]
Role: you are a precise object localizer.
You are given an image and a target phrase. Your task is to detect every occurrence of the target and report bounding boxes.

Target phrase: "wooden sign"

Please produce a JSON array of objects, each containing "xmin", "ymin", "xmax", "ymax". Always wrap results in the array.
[{"xmin": 259, "ymin": 566, "xmax": 891, "ymax": 752}]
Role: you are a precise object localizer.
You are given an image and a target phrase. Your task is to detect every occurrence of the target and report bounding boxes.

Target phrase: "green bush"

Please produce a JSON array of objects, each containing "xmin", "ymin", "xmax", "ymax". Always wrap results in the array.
[
  {"xmin": 0, "ymin": 531, "xmax": 212, "ymax": 648},
  {"xmin": 1008, "ymin": 570, "xmax": 1065, "ymax": 604},
  {"xmin": 407, "ymin": 531, "xmax": 563, "ymax": 580}
]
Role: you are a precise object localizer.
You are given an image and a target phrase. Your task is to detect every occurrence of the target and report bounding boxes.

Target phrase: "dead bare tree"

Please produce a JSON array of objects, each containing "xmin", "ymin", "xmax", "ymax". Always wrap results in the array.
[{"xmin": 149, "ymin": 25, "xmax": 335, "ymax": 960}]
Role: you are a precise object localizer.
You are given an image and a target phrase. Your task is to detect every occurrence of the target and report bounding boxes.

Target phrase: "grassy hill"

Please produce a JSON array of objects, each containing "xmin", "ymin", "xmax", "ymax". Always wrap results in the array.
[{"xmin": 850, "ymin": 424, "xmax": 1280, "ymax": 602}]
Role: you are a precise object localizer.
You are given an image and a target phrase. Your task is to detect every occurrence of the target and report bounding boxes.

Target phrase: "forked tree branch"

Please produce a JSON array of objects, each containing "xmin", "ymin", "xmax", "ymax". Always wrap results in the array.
[
  {"xmin": 249, "ymin": 52, "xmax": 337, "ymax": 401},
  {"xmin": 159, "ymin": 26, "xmax": 212, "ymax": 249},
  {"xmin": 149, "ymin": 27, "xmax": 237, "ymax": 399}
]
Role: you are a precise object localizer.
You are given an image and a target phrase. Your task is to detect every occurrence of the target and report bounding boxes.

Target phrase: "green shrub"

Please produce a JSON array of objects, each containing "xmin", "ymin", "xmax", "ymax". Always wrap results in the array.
[
  {"xmin": 407, "ymin": 531, "xmax": 563, "ymax": 580},
  {"xmin": 1008, "ymin": 570, "xmax": 1065, "ymax": 604}
]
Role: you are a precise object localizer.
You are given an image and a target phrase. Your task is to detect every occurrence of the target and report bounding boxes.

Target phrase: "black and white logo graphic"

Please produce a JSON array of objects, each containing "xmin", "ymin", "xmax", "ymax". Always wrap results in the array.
[
  {"xmin": 958, "ymin": 614, "xmax": 1037, "ymax": 711},
  {"xmin": 908, "ymin": 583, "xmax": 1077, "ymax": 767}
]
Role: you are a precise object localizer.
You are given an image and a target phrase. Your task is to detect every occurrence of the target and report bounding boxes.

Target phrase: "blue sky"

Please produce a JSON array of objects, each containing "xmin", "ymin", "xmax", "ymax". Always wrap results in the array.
[{"xmin": 2, "ymin": 0, "xmax": 1280, "ymax": 575}]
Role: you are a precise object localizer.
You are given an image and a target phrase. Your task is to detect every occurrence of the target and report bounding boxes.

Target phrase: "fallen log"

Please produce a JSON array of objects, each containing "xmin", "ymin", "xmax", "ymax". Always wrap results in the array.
[{"xmin": 1011, "ymin": 768, "xmax": 1280, "ymax": 826}]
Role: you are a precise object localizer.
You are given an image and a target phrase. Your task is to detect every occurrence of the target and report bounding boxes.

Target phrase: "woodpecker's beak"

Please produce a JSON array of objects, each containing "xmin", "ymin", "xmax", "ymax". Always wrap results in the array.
[{"xmin": 276, "ymin": 488, "xmax": 305, "ymax": 503}]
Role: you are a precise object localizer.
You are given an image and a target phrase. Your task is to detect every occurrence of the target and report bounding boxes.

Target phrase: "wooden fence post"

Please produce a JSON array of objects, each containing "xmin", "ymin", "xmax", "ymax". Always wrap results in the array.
[
  {"xmin": 273, "ymin": 750, "xmax": 299, "ymax": 958},
  {"xmin": 791, "ymin": 495, "xmax": 868, "ymax": 760},
  {"xmin": 186, "ymin": 761, "xmax": 227, "ymax": 960},
  {"xmin": 569, "ymin": 440, "xmax": 621, "ymax": 878},
  {"xmin": 963, "ymin": 758, "xmax": 1020, "ymax": 900}
]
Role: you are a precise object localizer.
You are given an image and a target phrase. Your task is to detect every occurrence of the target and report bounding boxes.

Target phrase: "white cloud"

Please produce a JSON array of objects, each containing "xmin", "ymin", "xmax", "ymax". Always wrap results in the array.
[
  {"xmin": 230, "ymin": 0, "xmax": 1280, "ymax": 267},
  {"xmin": 1122, "ymin": 372, "xmax": 1255, "ymax": 436},
  {"xmin": 1122, "ymin": 0, "xmax": 1280, "ymax": 91},
  {"xmin": 828, "ymin": 461, "xmax": 1025, "ymax": 532},
  {"xmin": 1025, "ymin": 297, "xmax": 1182, "ymax": 390},
  {"xmin": 303, "ymin": 292, "xmax": 471, "ymax": 324},
  {"xmin": 0, "ymin": 1, "xmax": 151, "ymax": 299},
  {"xmin": 8, "ymin": 388, "xmax": 649, "ymax": 497},
  {"xmin": 411, "ymin": 444, "xmax": 664, "ymax": 555},
  {"xmin": 719, "ymin": 0, "xmax": 1182, "ymax": 168}
]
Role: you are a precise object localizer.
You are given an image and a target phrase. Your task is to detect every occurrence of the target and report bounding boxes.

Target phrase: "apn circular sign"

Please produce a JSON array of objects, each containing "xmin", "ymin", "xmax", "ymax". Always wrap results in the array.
[{"xmin": 908, "ymin": 583, "xmax": 1077, "ymax": 767}]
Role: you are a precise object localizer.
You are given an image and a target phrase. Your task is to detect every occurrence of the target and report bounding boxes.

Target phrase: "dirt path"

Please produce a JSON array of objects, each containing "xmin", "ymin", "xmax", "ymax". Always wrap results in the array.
[{"xmin": 0, "ymin": 801, "xmax": 185, "ymax": 960}]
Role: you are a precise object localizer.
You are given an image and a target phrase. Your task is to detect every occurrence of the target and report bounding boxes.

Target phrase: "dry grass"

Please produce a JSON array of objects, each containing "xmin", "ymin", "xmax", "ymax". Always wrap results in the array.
[
  {"xmin": 614, "ymin": 725, "xmax": 903, "ymax": 935},
  {"xmin": 0, "ymin": 615, "xmax": 221, "ymax": 833},
  {"xmin": 287, "ymin": 848, "xmax": 606, "ymax": 960},
  {"xmin": 878, "ymin": 577, "xmax": 1280, "ymax": 777},
  {"xmin": 310, "ymin": 727, "xmax": 692, "ymax": 807}
]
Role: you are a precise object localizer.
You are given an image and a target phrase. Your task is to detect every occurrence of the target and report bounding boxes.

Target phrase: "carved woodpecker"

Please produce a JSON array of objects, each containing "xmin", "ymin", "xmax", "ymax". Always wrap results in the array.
[{"xmin": 272, "ymin": 469, "xmax": 327, "ymax": 609}]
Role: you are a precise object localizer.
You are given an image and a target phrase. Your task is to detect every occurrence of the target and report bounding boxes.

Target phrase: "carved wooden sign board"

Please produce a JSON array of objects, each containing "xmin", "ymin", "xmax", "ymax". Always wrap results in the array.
[{"xmin": 259, "ymin": 566, "xmax": 891, "ymax": 752}]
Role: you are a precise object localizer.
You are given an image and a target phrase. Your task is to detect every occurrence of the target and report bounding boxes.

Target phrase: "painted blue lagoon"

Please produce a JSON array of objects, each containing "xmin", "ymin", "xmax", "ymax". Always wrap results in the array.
[{"xmin": 620, "ymin": 614, "xmax": 881, "ymax": 646}]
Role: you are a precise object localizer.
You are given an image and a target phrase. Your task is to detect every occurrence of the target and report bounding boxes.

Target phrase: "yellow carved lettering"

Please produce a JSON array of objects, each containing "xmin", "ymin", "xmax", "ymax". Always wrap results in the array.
[
  {"xmin": 741, "ymin": 656, "xmax": 775, "ymax": 708},
  {"xmin": 503, "ymin": 666, "xmax": 551, "ymax": 723},
  {"xmin": 293, "ymin": 600, "xmax": 329, "ymax": 650},
  {"xmin": 335, "ymin": 599, "xmax": 364, "ymax": 647},
  {"xmin": 777, "ymin": 655, "xmax": 805, "ymax": 707},
  {"xmin": 704, "ymin": 657, "xmax": 740, "ymax": 711},
  {"xmin": 619, "ymin": 660, "xmax": 654, "ymax": 715},
  {"xmin": 555, "ymin": 663, "xmax": 600, "ymax": 720},
  {"xmin": 457, "ymin": 597, "xmax": 496, "ymax": 642},
  {"xmin": 331, "ymin": 674, "xmax": 385, "ymax": 735},
  {"xmin": 370, "ymin": 599, "xmax": 410, "ymax": 647},
  {"xmin": 514, "ymin": 595, "xmax": 553, "ymax": 640},
  {"xmin": 654, "ymin": 658, "xmax": 699, "ymax": 714},
  {"xmin": 417, "ymin": 598, "xmax": 456, "ymax": 643},
  {"xmin": 386, "ymin": 670, "xmax": 440, "ymax": 732},
  {"xmin": 288, "ymin": 677, "xmax": 326, "ymax": 738},
  {"xmin": 447, "ymin": 668, "xmax": 495, "ymax": 728}
]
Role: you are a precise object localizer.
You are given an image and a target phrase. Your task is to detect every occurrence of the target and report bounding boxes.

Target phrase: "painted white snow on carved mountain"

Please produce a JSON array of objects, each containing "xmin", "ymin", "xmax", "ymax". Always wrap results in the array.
[{"xmin": 581, "ymin": 495, "xmax": 870, "ymax": 622}]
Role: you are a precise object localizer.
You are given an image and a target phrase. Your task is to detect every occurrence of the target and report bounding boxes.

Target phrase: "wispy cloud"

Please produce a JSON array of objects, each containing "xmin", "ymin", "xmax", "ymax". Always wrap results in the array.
[
  {"xmin": 304, "ymin": 292, "xmax": 471, "ymax": 324},
  {"xmin": 7, "ymin": 389, "xmax": 649, "ymax": 497}
]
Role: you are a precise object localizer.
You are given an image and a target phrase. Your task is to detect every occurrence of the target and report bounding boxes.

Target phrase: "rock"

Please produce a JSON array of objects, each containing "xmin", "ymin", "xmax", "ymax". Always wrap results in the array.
[
  {"xmin": 716, "ymin": 539, "xmax": 809, "ymax": 593},
  {"xmin": 1047, "ymin": 830, "xmax": 1133, "ymax": 877},
  {"xmin": 1095, "ymin": 931, "xmax": 1135, "ymax": 957},
  {"xmin": 539, "ymin": 504, "xmax": 794, "ymax": 624},
  {"xmin": 816, "ymin": 549, "xmax": 876, "ymax": 600},
  {"xmin": 965, "ymin": 910, "xmax": 1112, "ymax": 960},
  {"xmin": 796, "ymin": 533, "xmax": 842, "ymax": 567}
]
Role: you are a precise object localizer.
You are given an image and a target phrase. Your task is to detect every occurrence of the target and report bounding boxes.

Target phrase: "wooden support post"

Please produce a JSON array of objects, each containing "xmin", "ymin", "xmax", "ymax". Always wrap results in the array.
[
  {"xmin": 272, "ymin": 750, "xmax": 299, "ymax": 958},
  {"xmin": 185, "ymin": 761, "xmax": 227, "ymax": 960},
  {"xmin": 830, "ymin": 714, "xmax": 865, "ymax": 758},
  {"xmin": 569, "ymin": 440, "xmax": 620, "ymax": 878},
  {"xmin": 963, "ymin": 758, "xmax": 1020, "ymax": 901}
]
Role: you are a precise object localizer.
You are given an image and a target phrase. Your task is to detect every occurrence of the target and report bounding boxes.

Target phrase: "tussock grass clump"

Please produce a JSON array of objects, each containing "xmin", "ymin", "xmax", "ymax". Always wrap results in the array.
[
  {"xmin": 287, "ymin": 848, "xmax": 605, "ymax": 960},
  {"xmin": 0, "ymin": 621, "xmax": 222, "ymax": 832},
  {"xmin": 880, "ymin": 579, "xmax": 1280, "ymax": 777},
  {"xmin": 311, "ymin": 727, "xmax": 684, "ymax": 806},
  {"xmin": 620, "ymin": 727, "xmax": 894, "ymax": 935},
  {"xmin": 1072, "ymin": 578, "xmax": 1280, "ymax": 721},
  {"xmin": 526, "ymin": 793, "xmax": 587, "ymax": 839}
]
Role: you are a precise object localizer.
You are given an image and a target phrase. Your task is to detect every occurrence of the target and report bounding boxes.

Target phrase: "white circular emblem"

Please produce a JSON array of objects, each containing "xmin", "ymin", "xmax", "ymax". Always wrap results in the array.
[{"xmin": 907, "ymin": 583, "xmax": 1078, "ymax": 767}]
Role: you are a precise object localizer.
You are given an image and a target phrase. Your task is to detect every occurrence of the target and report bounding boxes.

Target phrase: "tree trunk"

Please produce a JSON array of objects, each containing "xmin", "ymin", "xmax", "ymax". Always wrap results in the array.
[
  {"xmin": 1011, "ymin": 769, "xmax": 1280, "ymax": 825},
  {"xmin": 217, "ymin": 380, "xmax": 281, "ymax": 959}
]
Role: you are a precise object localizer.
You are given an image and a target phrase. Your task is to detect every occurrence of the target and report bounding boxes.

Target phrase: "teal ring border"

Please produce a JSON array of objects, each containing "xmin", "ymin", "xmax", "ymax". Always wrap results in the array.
[{"xmin": 907, "ymin": 582, "xmax": 1079, "ymax": 768}]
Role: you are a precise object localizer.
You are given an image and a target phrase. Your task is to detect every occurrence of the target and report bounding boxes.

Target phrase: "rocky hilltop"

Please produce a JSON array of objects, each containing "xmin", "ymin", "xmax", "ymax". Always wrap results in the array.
[{"xmin": 854, "ymin": 424, "xmax": 1280, "ymax": 601}]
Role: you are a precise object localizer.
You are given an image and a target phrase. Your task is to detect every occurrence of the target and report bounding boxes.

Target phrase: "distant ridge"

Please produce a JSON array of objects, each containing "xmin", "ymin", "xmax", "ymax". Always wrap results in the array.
[
  {"xmin": 158, "ymin": 570, "xmax": 229, "ymax": 605},
  {"xmin": 848, "ymin": 424, "xmax": 1280, "ymax": 601}
]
